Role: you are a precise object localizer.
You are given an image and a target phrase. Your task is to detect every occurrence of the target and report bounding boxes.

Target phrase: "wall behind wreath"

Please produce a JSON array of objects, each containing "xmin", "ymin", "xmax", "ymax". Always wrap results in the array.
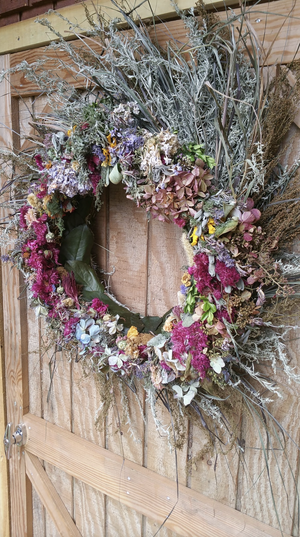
[{"xmin": 1, "ymin": 1, "xmax": 300, "ymax": 537}]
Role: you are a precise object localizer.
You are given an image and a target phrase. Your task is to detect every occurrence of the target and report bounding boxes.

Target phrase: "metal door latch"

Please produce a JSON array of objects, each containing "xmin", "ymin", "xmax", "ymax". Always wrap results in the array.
[{"xmin": 3, "ymin": 423, "xmax": 27, "ymax": 460}]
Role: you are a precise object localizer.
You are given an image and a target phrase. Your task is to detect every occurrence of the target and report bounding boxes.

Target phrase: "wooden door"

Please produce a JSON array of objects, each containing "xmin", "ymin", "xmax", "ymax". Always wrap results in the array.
[{"xmin": 1, "ymin": 6, "xmax": 300, "ymax": 535}]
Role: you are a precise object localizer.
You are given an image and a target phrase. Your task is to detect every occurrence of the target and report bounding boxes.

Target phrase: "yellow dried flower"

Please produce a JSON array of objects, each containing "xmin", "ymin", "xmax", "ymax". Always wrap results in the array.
[
  {"xmin": 67, "ymin": 125, "xmax": 76, "ymax": 136},
  {"xmin": 71, "ymin": 161, "xmax": 80, "ymax": 171},
  {"xmin": 208, "ymin": 217, "xmax": 215, "ymax": 234},
  {"xmin": 181, "ymin": 272, "xmax": 191, "ymax": 287},
  {"xmin": 45, "ymin": 161, "xmax": 52, "ymax": 170},
  {"xmin": 27, "ymin": 193, "xmax": 39, "ymax": 208},
  {"xmin": 107, "ymin": 134, "xmax": 117, "ymax": 148},
  {"xmin": 102, "ymin": 148, "xmax": 111, "ymax": 167},
  {"xmin": 62, "ymin": 298, "xmax": 74, "ymax": 308},
  {"xmin": 127, "ymin": 326, "xmax": 139, "ymax": 339},
  {"xmin": 43, "ymin": 195, "xmax": 53, "ymax": 214},
  {"xmin": 191, "ymin": 226, "xmax": 199, "ymax": 246}
]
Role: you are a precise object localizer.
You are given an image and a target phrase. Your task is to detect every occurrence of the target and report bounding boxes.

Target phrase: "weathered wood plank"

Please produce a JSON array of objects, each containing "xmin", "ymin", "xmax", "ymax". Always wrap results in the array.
[
  {"xmin": 0, "ymin": 281, "xmax": 9, "ymax": 537},
  {"xmin": 0, "ymin": 54, "xmax": 28, "ymax": 537},
  {"xmin": 24, "ymin": 412, "xmax": 292, "ymax": 537},
  {"xmin": 0, "ymin": 56, "xmax": 10, "ymax": 537},
  {"xmin": 72, "ymin": 359, "xmax": 106, "ymax": 536},
  {"xmin": 0, "ymin": 0, "xmax": 244, "ymax": 55},
  {"xmin": 42, "ymin": 342, "xmax": 73, "ymax": 537},
  {"xmin": 107, "ymin": 183, "xmax": 148, "ymax": 314},
  {"xmin": 25, "ymin": 452, "xmax": 82, "ymax": 537},
  {"xmin": 19, "ymin": 95, "xmax": 46, "ymax": 537},
  {"xmin": 144, "ymin": 402, "xmax": 188, "ymax": 537},
  {"xmin": 7, "ymin": 0, "xmax": 300, "ymax": 97},
  {"xmin": 104, "ymin": 183, "xmax": 147, "ymax": 536},
  {"xmin": 145, "ymin": 209, "xmax": 187, "ymax": 537},
  {"xmin": 147, "ymin": 218, "xmax": 185, "ymax": 317},
  {"xmin": 234, "ymin": 116, "xmax": 300, "ymax": 536}
]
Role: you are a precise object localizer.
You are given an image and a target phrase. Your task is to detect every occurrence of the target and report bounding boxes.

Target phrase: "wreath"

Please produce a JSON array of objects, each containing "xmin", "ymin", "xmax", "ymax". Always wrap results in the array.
[
  {"xmin": 2, "ymin": 0, "xmax": 300, "ymax": 486},
  {"xmin": 19, "ymin": 115, "xmax": 265, "ymax": 408}
]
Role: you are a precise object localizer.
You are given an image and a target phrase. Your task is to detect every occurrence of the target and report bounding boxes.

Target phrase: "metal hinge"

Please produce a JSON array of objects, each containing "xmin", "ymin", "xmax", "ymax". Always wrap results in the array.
[{"xmin": 3, "ymin": 423, "xmax": 27, "ymax": 460}]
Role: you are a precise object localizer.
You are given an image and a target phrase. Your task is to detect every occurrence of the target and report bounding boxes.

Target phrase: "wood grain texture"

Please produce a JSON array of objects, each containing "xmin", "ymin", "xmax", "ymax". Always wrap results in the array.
[
  {"xmin": 24, "ymin": 412, "xmax": 292, "ymax": 537},
  {"xmin": 104, "ymin": 183, "xmax": 147, "ymax": 536},
  {"xmin": 0, "ymin": 56, "xmax": 10, "ymax": 537},
  {"xmin": 25, "ymin": 452, "xmax": 82, "ymax": 537},
  {"xmin": 233, "ymin": 115, "xmax": 300, "ymax": 536},
  {"xmin": 145, "ymin": 203, "xmax": 187, "ymax": 537},
  {"xmin": 147, "ymin": 217, "xmax": 186, "ymax": 317},
  {"xmin": 106, "ymin": 183, "xmax": 148, "ymax": 314},
  {"xmin": 6, "ymin": 0, "xmax": 300, "ymax": 92},
  {"xmin": 143, "ymin": 401, "xmax": 188, "ymax": 537},
  {"xmin": 0, "ymin": 54, "xmax": 27, "ymax": 537},
  {"xmin": 42, "ymin": 342, "xmax": 73, "ymax": 537},
  {"xmin": 71, "ymin": 360, "xmax": 106, "ymax": 537},
  {"xmin": 19, "ymin": 95, "xmax": 46, "ymax": 537},
  {"xmin": 0, "ymin": 0, "xmax": 244, "ymax": 55}
]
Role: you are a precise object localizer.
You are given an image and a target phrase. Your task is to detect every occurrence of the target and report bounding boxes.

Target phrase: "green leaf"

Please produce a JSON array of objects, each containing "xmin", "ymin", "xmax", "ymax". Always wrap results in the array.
[
  {"xmin": 214, "ymin": 218, "xmax": 239, "ymax": 238},
  {"xmin": 193, "ymin": 144, "xmax": 204, "ymax": 150},
  {"xmin": 182, "ymin": 314, "xmax": 196, "ymax": 328},
  {"xmin": 65, "ymin": 260, "xmax": 156, "ymax": 331},
  {"xmin": 147, "ymin": 333, "xmax": 168, "ymax": 348},
  {"xmin": 207, "ymin": 311, "xmax": 214, "ymax": 323},
  {"xmin": 141, "ymin": 315, "xmax": 164, "ymax": 333},
  {"xmin": 203, "ymin": 301, "xmax": 210, "ymax": 312},
  {"xmin": 59, "ymin": 224, "xmax": 94, "ymax": 265}
]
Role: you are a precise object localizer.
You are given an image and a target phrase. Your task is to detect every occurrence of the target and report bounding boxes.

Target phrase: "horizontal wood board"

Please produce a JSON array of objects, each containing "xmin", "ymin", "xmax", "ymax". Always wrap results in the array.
[
  {"xmin": 7, "ymin": 0, "xmax": 300, "ymax": 98},
  {"xmin": 24, "ymin": 413, "xmax": 292, "ymax": 537}
]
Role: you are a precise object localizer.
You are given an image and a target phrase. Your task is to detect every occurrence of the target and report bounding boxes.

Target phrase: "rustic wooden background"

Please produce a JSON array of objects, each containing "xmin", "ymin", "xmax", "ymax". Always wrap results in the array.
[{"xmin": 1, "ymin": 1, "xmax": 300, "ymax": 536}]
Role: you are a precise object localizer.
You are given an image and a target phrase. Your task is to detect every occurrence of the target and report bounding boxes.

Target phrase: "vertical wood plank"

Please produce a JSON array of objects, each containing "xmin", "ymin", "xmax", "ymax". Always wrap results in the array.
[
  {"xmin": 0, "ymin": 54, "xmax": 27, "ymax": 537},
  {"xmin": 72, "ymin": 189, "xmax": 109, "ymax": 537},
  {"xmin": 145, "ymin": 216, "xmax": 187, "ymax": 537},
  {"xmin": 105, "ymin": 184, "xmax": 148, "ymax": 537},
  {"xmin": 0, "ymin": 164, "xmax": 9, "ymax": 537},
  {"xmin": 235, "ymin": 376, "xmax": 300, "ymax": 535},
  {"xmin": 42, "ymin": 341, "xmax": 73, "ymax": 537},
  {"xmin": 107, "ymin": 183, "xmax": 148, "ymax": 313},
  {"xmin": 147, "ymin": 218, "xmax": 186, "ymax": 317},
  {"xmin": 0, "ymin": 58, "xmax": 10, "ymax": 533},
  {"xmin": 72, "ymin": 359, "xmax": 106, "ymax": 537},
  {"xmin": 19, "ymin": 94, "xmax": 46, "ymax": 537},
  {"xmin": 234, "ymin": 118, "xmax": 300, "ymax": 536}
]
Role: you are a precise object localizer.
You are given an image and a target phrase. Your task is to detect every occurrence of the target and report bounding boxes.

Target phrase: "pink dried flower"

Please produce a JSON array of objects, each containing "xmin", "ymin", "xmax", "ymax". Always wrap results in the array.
[
  {"xmin": 189, "ymin": 254, "xmax": 213, "ymax": 293},
  {"xmin": 35, "ymin": 154, "xmax": 44, "ymax": 170},
  {"xmin": 20, "ymin": 205, "xmax": 29, "ymax": 230},
  {"xmin": 63, "ymin": 317, "xmax": 79, "ymax": 339},
  {"xmin": 89, "ymin": 173, "xmax": 101, "ymax": 195},
  {"xmin": 215, "ymin": 260, "xmax": 240, "ymax": 288},
  {"xmin": 171, "ymin": 321, "xmax": 209, "ymax": 378},
  {"xmin": 91, "ymin": 298, "xmax": 108, "ymax": 316},
  {"xmin": 191, "ymin": 354, "xmax": 210, "ymax": 378},
  {"xmin": 135, "ymin": 165, "xmax": 212, "ymax": 224},
  {"xmin": 62, "ymin": 272, "xmax": 80, "ymax": 309}
]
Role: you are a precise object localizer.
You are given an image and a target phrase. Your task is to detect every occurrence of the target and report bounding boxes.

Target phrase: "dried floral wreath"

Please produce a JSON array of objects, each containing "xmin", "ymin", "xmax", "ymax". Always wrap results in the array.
[{"xmin": 2, "ymin": 0, "xmax": 300, "ymax": 512}]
